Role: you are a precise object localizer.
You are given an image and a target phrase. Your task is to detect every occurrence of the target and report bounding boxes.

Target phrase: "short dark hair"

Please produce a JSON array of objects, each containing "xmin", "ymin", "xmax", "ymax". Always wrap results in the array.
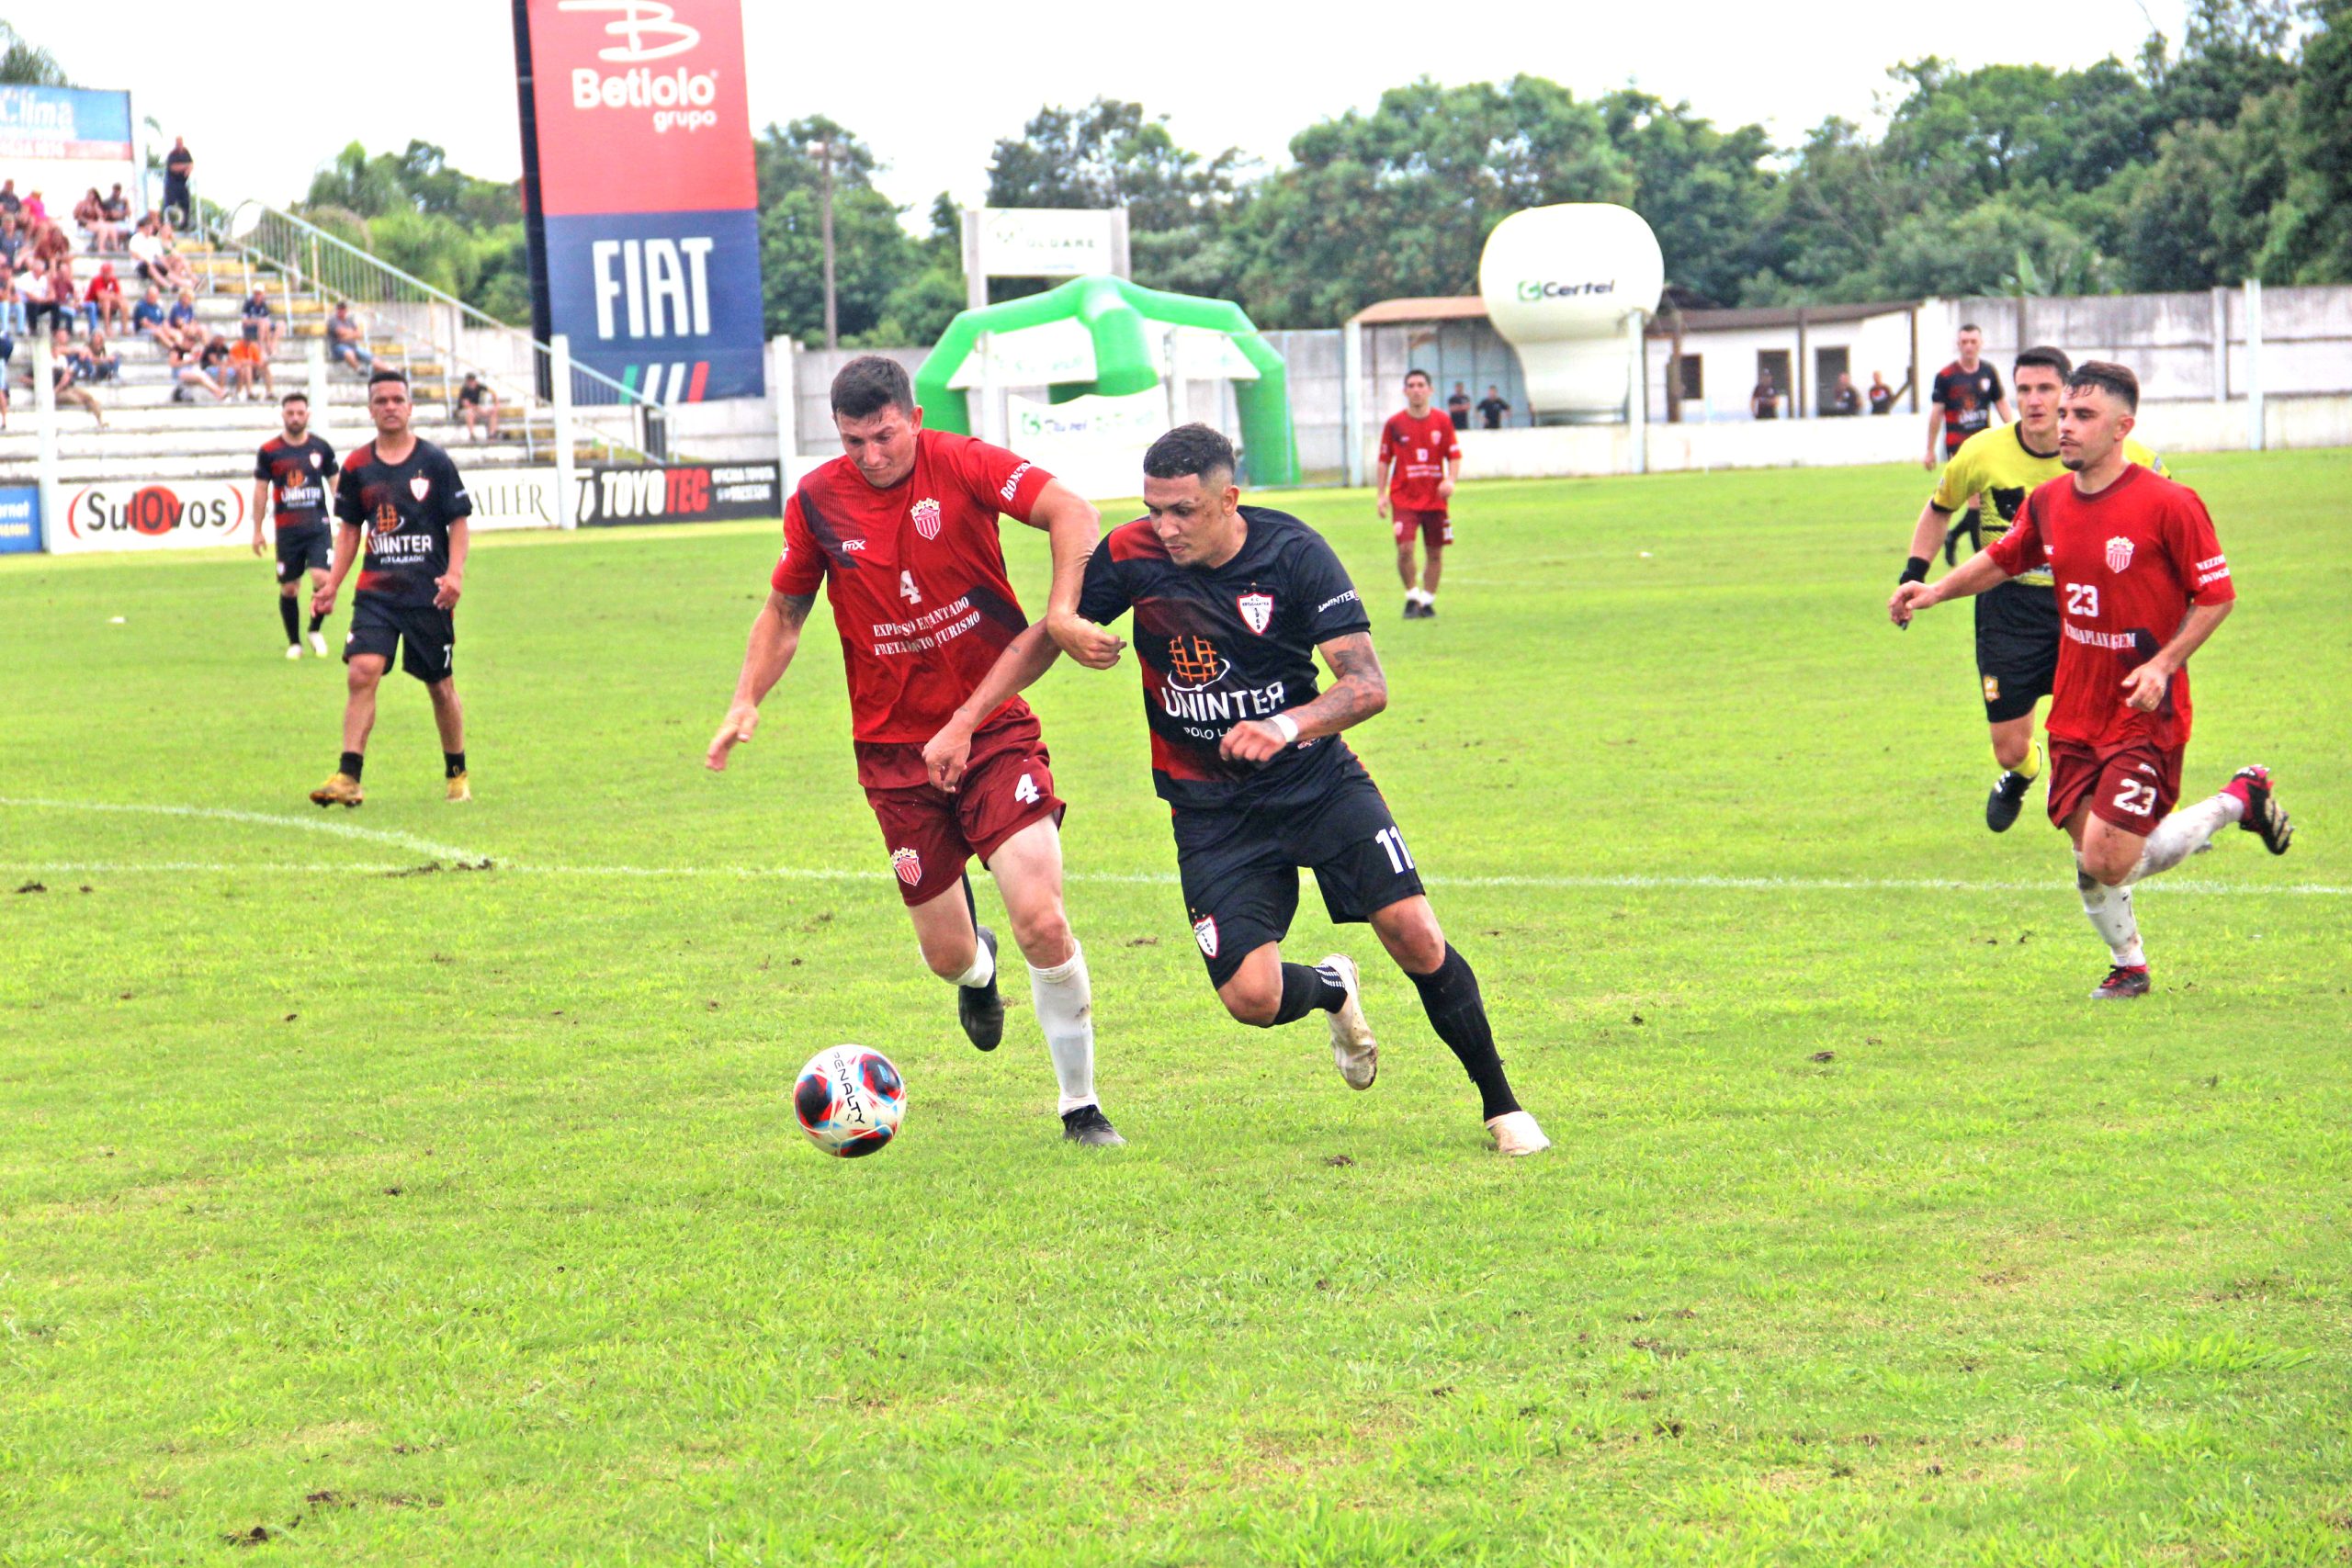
[
  {"xmin": 831, "ymin": 355, "xmax": 913, "ymax": 421},
  {"xmin": 1142, "ymin": 423, "xmax": 1235, "ymax": 484},
  {"xmin": 1958, "ymin": 322, "xmax": 1983, "ymax": 334},
  {"xmin": 2068, "ymin": 360, "xmax": 2140, "ymax": 412},
  {"xmin": 367, "ymin": 367, "xmax": 409, "ymax": 390},
  {"xmin": 280, "ymin": 391, "xmax": 308, "ymax": 407},
  {"xmin": 2014, "ymin": 346, "xmax": 2072, "ymax": 380},
  {"xmin": 1403, "ymin": 368, "xmax": 1431, "ymax": 385}
]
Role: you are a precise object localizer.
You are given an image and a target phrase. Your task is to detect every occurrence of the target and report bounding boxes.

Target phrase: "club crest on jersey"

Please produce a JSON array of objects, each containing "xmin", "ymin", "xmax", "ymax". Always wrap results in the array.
[
  {"xmin": 309, "ymin": 451, "xmax": 323, "ymax": 469},
  {"xmin": 1237, "ymin": 592, "xmax": 1274, "ymax": 635},
  {"xmin": 891, "ymin": 847, "xmax": 922, "ymax": 886},
  {"xmin": 910, "ymin": 497, "xmax": 942, "ymax": 540},
  {"xmin": 1192, "ymin": 914, "xmax": 1219, "ymax": 959},
  {"xmin": 409, "ymin": 474, "xmax": 431, "ymax": 502},
  {"xmin": 2106, "ymin": 536, "xmax": 2134, "ymax": 573},
  {"xmin": 1167, "ymin": 634, "xmax": 1228, "ymax": 689}
]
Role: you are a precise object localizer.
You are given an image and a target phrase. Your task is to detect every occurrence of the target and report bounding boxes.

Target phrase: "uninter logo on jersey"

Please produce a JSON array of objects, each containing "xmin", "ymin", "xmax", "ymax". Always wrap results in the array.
[
  {"xmin": 2106, "ymin": 536, "xmax": 2134, "ymax": 573},
  {"xmin": 911, "ymin": 497, "xmax": 943, "ymax": 540},
  {"xmin": 1159, "ymin": 634, "xmax": 1287, "ymax": 729},
  {"xmin": 563, "ymin": 1, "xmax": 719, "ymax": 134}
]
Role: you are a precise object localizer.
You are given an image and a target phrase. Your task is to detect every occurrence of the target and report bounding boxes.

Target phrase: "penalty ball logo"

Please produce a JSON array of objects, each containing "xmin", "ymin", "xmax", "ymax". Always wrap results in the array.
[
  {"xmin": 2106, "ymin": 536, "xmax": 2134, "ymax": 573},
  {"xmin": 891, "ymin": 847, "xmax": 922, "ymax": 886},
  {"xmin": 910, "ymin": 497, "xmax": 943, "ymax": 541}
]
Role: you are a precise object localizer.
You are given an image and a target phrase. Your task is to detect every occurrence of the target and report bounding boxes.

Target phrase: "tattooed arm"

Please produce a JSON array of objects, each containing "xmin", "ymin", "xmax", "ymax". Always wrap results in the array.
[
  {"xmin": 706, "ymin": 590, "xmax": 816, "ymax": 771},
  {"xmin": 1219, "ymin": 632, "xmax": 1389, "ymax": 765}
]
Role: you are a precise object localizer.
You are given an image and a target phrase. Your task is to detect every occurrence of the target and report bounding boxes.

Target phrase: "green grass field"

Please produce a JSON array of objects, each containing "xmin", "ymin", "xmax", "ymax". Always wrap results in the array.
[{"xmin": 4, "ymin": 451, "xmax": 2349, "ymax": 1565}]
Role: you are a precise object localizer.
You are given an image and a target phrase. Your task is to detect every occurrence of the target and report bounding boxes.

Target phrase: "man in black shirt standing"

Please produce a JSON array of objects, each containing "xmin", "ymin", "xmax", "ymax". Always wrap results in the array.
[
  {"xmin": 1444, "ymin": 380, "xmax": 1472, "ymax": 431},
  {"xmin": 1476, "ymin": 385, "xmax": 1511, "ymax": 429},
  {"xmin": 308, "ymin": 369, "xmax": 473, "ymax": 807},
  {"xmin": 924, "ymin": 423, "xmax": 1549, "ymax": 1156},
  {"xmin": 251, "ymin": 391, "xmax": 338, "ymax": 659}
]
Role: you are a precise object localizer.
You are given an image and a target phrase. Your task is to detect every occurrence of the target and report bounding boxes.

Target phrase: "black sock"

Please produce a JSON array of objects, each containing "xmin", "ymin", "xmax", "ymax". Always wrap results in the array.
[
  {"xmin": 308, "ymin": 610, "xmax": 324, "ymax": 633},
  {"xmin": 444, "ymin": 751, "xmax": 467, "ymax": 779},
  {"xmin": 339, "ymin": 750, "xmax": 365, "ymax": 781},
  {"xmin": 1408, "ymin": 945, "xmax": 1520, "ymax": 1121},
  {"xmin": 1271, "ymin": 961, "xmax": 1347, "ymax": 1025},
  {"xmin": 278, "ymin": 596, "xmax": 300, "ymax": 643}
]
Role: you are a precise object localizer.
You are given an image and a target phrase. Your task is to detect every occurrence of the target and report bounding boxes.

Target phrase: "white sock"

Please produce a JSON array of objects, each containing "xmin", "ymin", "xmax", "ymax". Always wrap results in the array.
[
  {"xmin": 2127, "ymin": 794, "xmax": 2238, "ymax": 885},
  {"xmin": 946, "ymin": 941, "xmax": 994, "ymax": 990},
  {"xmin": 1407, "ymin": 587, "xmax": 1430, "ymax": 605},
  {"xmin": 1028, "ymin": 942, "xmax": 1098, "ymax": 1115},
  {"xmin": 2078, "ymin": 872, "xmax": 2144, "ymax": 968}
]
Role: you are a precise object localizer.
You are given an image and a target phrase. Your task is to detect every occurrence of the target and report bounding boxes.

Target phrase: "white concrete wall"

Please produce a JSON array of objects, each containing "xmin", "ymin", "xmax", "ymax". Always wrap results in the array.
[{"xmin": 1645, "ymin": 313, "xmax": 1920, "ymax": 422}]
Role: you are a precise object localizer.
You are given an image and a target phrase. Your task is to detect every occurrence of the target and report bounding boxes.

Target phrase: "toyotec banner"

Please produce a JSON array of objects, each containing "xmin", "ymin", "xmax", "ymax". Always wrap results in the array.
[{"xmin": 515, "ymin": 0, "xmax": 764, "ymax": 403}]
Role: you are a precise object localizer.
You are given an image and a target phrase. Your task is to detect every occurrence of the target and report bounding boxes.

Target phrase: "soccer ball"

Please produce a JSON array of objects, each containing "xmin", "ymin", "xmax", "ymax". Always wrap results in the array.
[{"xmin": 793, "ymin": 1044, "xmax": 906, "ymax": 1157}]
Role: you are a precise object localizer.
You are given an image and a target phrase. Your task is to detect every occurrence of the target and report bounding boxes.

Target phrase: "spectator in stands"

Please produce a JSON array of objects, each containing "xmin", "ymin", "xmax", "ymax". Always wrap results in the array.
[
  {"xmin": 170, "ymin": 335, "xmax": 223, "ymax": 400},
  {"xmin": 83, "ymin": 327, "xmax": 120, "ymax": 382},
  {"xmin": 166, "ymin": 285, "xmax": 199, "ymax": 349},
  {"xmin": 85, "ymin": 263, "xmax": 125, "ymax": 335},
  {"xmin": 457, "ymin": 372, "xmax": 500, "ymax": 442},
  {"xmin": 326, "ymin": 301, "xmax": 374, "ymax": 374},
  {"xmin": 18, "ymin": 256, "xmax": 60, "ymax": 336},
  {"xmin": 1445, "ymin": 380, "xmax": 1472, "ymax": 431},
  {"xmin": 241, "ymin": 286, "xmax": 277, "ymax": 357},
  {"xmin": 50, "ymin": 338, "xmax": 105, "ymax": 429},
  {"xmin": 1868, "ymin": 371, "xmax": 1895, "ymax": 416},
  {"xmin": 74, "ymin": 188, "xmax": 112, "ymax": 252},
  {"xmin": 31, "ymin": 220, "xmax": 70, "ymax": 270},
  {"xmin": 0, "ymin": 180, "xmax": 18, "ymax": 219},
  {"xmin": 101, "ymin": 184, "xmax": 129, "ymax": 241},
  {"xmin": 1476, "ymin": 384, "xmax": 1512, "ymax": 429},
  {"xmin": 164, "ymin": 139, "xmax": 194, "ymax": 225},
  {"xmin": 229, "ymin": 330, "xmax": 273, "ymax": 400},
  {"xmin": 0, "ymin": 263, "xmax": 24, "ymax": 337},
  {"xmin": 130, "ymin": 283, "xmax": 169, "ymax": 349},
  {"xmin": 23, "ymin": 191, "xmax": 47, "ymax": 228},
  {"xmin": 127, "ymin": 214, "xmax": 164, "ymax": 280},
  {"xmin": 0, "ymin": 212, "xmax": 24, "ymax": 269},
  {"xmin": 1830, "ymin": 371, "xmax": 1861, "ymax": 416},
  {"xmin": 1749, "ymin": 371, "xmax": 1780, "ymax": 420}
]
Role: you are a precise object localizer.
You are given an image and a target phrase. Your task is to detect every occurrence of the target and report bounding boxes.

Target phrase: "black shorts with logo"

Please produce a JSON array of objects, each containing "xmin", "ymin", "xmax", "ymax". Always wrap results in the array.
[
  {"xmin": 1974, "ymin": 579, "xmax": 2058, "ymax": 723},
  {"xmin": 345, "ymin": 592, "xmax": 455, "ymax": 682},
  {"xmin": 1172, "ymin": 770, "xmax": 1425, "ymax": 988},
  {"xmin": 275, "ymin": 521, "xmax": 331, "ymax": 581}
]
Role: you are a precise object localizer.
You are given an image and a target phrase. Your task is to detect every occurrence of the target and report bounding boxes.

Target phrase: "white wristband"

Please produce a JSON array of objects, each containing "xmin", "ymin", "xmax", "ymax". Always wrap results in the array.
[{"xmin": 1269, "ymin": 713, "xmax": 1300, "ymax": 744}]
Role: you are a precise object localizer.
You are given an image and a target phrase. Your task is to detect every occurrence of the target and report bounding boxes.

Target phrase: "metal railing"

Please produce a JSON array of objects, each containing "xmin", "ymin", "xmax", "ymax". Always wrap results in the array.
[{"xmin": 210, "ymin": 200, "xmax": 653, "ymax": 462}]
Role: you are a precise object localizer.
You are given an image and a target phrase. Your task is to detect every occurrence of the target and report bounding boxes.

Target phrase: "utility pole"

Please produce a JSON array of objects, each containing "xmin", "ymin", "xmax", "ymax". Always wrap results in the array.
[{"xmin": 815, "ymin": 137, "xmax": 838, "ymax": 351}]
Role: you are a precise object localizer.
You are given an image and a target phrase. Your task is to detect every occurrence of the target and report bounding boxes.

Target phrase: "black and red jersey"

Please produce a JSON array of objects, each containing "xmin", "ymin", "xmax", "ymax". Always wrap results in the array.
[
  {"xmin": 334, "ymin": 437, "xmax": 471, "ymax": 606},
  {"xmin": 1077, "ymin": 505, "xmax": 1374, "ymax": 811},
  {"xmin": 254, "ymin": 433, "xmax": 337, "ymax": 528},
  {"xmin": 1931, "ymin": 360, "xmax": 2006, "ymax": 453}
]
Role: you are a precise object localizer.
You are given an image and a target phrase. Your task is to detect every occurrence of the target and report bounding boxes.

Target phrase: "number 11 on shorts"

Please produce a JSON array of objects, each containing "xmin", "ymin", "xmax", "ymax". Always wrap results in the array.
[{"xmin": 1374, "ymin": 826, "xmax": 1415, "ymax": 874}]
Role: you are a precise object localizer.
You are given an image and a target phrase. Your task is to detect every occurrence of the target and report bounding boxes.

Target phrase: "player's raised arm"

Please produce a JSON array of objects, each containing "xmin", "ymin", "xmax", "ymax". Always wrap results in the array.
[
  {"xmin": 1023, "ymin": 478, "xmax": 1123, "ymax": 667},
  {"xmin": 707, "ymin": 591, "xmax": 815, "ymax": 771},
  {"xmin": 1889, "ymin": 547, "xmax": 2015, "ymax": 626},
  {"xmin": 1220, "ymin": 632, "xmax": 1388, "ymax": 765}
]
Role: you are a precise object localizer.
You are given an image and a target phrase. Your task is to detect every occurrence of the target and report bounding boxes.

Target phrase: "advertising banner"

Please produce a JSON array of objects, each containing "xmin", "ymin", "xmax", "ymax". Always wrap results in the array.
[
  {"xmin": 515, "ymin": 0, "xmax": 764, "ymax": 402},
  {"xmin": 50, "ymin": 479, "xmax": 250, "ymax": 554},
  {"xmin": 0, "ymin": 85, "xmax": 134, "ymax": 161},
  {"xmin": 0, "ymin": 485, "xmax": 39, "ymax": 553},
  {"xmin": 464, "ymin": 467, "xmax": 566, "ymax": 532},
  {"xmin": 580, "ymin": 460, "xmax": 779, "ymax": 526},
  {"xmin": 1004, "ymin": 391, "xmax": 1163, "ymax": 501}
]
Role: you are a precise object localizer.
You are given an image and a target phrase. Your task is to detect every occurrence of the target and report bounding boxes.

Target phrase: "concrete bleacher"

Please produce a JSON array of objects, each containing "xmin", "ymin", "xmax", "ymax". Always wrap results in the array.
[{"xmin": 0, "ymin": 225, "xmax": 560, "ymax": 484}]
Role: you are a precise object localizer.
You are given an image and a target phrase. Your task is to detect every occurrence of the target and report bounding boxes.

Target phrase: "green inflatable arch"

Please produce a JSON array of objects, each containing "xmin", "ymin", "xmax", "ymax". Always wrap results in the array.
[{"xmin": 913, "ymin": 274, "xmax": 1299, "ymax": 488}]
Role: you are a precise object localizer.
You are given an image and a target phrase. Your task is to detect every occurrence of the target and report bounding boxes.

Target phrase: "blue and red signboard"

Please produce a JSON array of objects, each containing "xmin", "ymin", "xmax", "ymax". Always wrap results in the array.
[{"xmin": 513, "ymin": 0, "xmax": 764, "ymax": 402}]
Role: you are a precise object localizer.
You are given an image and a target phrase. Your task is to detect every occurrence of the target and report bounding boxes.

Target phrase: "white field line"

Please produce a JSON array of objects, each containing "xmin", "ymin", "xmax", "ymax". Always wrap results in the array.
[{"xmin": 5, "ymin": 796, "xmax": 2341, "ymax": 897}]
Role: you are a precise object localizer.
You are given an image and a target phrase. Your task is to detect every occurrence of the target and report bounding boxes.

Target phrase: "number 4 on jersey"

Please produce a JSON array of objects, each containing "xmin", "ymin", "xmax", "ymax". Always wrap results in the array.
[{"xmin": 899, "ymin": 570, "xmax": 922, "ymax": 606}]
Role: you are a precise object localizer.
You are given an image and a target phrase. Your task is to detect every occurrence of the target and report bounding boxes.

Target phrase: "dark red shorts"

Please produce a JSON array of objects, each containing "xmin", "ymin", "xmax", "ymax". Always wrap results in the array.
[
  {"xmin": 857, "ymin": 710, "xmax": 1066, "ymax": 907},
  {"xmin": 1392, "ymin": 507, "xmax": 1452, "ymax": 548},
  {"xmin": 2046, "ymin": 736, "xmax": 2183, "ymax": 837}
]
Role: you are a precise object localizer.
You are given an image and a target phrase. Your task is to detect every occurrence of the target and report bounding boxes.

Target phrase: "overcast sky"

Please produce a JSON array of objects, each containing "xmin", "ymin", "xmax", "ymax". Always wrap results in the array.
[{"xmin": 33, "ymin": 0, "xmax": 2189, "ymax": 218}]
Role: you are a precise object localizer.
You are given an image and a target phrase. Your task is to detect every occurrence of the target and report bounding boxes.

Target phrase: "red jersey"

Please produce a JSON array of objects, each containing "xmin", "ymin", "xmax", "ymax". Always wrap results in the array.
[
  {"xmin": 771, "ymin": 428, "xmax": 1055, "ymax": 762},
  {"xmin": 1378, "ymin": 408, "xmax": 1457, "ymax": 512},
  {"xmin": 1987, "ymin": 464, "xmax": 2234, "ymax": 751}
]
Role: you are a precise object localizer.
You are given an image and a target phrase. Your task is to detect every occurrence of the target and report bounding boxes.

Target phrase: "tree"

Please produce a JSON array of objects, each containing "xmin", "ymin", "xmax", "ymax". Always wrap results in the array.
[
  {"xmin": 0, "ymin": 19, "xmax": 65, "ymax": 85},
  {"xmin": 752, "ymin": 117, "xmax": 925, "ymax": 345},
  {"xmin": 1597, "ymin": 91, "xmax": 1776, "ymax": 306}
]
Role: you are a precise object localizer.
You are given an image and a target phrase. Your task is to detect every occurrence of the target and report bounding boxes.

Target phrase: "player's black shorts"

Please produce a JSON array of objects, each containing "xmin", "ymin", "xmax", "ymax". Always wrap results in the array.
[
  {"xmin": 1974, "ymin": 580, "xmax": 2058, "ymax": 723},
  {"xmin": 1171, "ymin": 771, "xmax": 1425, "ymax": 987},
  {"xmin": 275, "ymin": 522, "xmax": 330, "ymax": 581},
  {"xmin": 345, "ymin": 592, "xmax": 455, "ymax": 682}
]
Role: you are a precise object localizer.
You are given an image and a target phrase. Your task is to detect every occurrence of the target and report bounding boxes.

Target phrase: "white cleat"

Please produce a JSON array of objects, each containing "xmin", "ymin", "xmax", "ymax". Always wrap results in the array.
[
  {"xmin": 1487, "ymin": 1111, "xmax": 1551, "ymax": 1157},
  {"xmin": 309, "ymin": 630, "xmax": 329, "ymax": 657},
  {"xmin": 1320, "ymin": 953, "xmax": 1377, "ymax": 1089},
  {"xmin": 284, "ymin": 643, "xmax": 304, "ymax": 660}
]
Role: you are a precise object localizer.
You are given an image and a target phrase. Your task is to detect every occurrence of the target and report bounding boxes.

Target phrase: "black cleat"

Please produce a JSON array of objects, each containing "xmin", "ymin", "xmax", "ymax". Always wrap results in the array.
[
  {"xmin": 1986, "ymin": 770, "xmax": 2031, "ymax": 832},
  {"xmin": 2091, "ymin": 964, "xmax": 2151, "ymax": 1001},
  {"xmin": 2232, "ymin": 766, "xmax": 2293, "ymax": 855},
  {"xmin": 1061, "ymin": 1104, "xmax": 1127, "ymax": 1146},
  {"xmin": 958, "ymin": 927, "xmax": 1004, "ymax": 1051},
  {"xmin": 1419, "ymin": 599, "xmax": 1437, "ymax": 618},
  {"xmin": 1402, "ymin": 598, "xmax": 1425, "ymax": 620}
]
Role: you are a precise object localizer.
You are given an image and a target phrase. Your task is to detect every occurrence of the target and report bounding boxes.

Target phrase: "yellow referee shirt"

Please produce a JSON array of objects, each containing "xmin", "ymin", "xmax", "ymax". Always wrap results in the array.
[{"xmin": 1930, "ymin": 423, "xmax": 2165, "ymax": 587}]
